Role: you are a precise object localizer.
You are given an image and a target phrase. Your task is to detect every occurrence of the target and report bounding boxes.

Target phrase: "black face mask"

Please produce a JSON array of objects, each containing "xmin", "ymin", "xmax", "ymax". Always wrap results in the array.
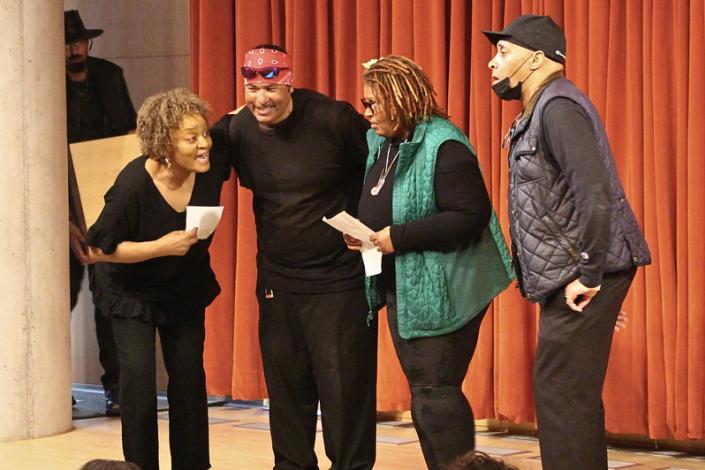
[
  {"xmin": 491, "ymin": 53, "xmax": 535, "ymax": 101},
  {"xmin": 492, "ymin": 77, "xmax": 522, "ymax": 101}
]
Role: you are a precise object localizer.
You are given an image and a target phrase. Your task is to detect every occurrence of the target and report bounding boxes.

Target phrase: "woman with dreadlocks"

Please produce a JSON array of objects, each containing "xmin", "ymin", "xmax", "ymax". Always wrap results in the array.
[{"xmin": 344, "ymin": 55, "xmax": 514, "ymax": 470}]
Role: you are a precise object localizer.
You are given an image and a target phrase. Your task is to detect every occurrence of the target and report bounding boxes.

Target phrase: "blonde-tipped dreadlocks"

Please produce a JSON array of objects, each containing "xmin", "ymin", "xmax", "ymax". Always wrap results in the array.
[{"xmin": 363, "ymin": 55, "xmax": 447, "ymax": 135}]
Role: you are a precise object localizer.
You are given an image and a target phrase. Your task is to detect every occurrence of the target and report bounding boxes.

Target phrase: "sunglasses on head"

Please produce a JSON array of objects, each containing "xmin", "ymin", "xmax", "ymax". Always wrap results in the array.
[
  {"xmin": 360, "ymin": 98, "xmax": 379, "ymax": 113},
  {"xmin": 240, "ymin": 66, "xmax": 289, "ymax": 80}
]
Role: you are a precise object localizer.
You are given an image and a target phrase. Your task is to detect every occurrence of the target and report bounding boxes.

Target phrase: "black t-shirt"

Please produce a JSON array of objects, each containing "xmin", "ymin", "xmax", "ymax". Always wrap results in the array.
[
  {"xmin": 86, "ymin": 148, "xmax": 231, "ymax": 324},
  {"xmin": 214, "ymin": 89, "xmax": 370, "ymax": 293}
]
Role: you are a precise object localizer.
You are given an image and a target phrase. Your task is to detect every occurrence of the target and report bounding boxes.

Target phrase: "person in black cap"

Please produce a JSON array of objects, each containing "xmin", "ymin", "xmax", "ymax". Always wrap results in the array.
[
  {"xmin": 65, "ymin": 9, "xmax": 136, "ymax": 416},
  {"xmin": 484, "ymin": 14, "xmax": 651, "ymax": 470}
]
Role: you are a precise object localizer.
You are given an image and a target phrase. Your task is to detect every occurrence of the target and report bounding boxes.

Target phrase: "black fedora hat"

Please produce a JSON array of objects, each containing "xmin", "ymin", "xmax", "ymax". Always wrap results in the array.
[{"xmin": 64, "ymin": 10, "xmax": 103, "ymax": 44}]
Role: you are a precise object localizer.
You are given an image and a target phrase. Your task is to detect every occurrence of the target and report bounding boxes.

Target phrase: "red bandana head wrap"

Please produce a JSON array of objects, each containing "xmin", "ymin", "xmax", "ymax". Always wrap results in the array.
[{"xmin": 241, "ymin": 48, "xmax": 293, "ymax": 86}]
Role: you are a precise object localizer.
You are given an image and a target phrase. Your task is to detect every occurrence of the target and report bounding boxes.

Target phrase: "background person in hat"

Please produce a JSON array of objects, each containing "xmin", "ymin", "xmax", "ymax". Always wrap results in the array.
[
  {"xmin": 65, "ymin": 9, "xmax": 137, "ymax": 416},
  {"xmin": 485, "ymin": 14, "xmax": 650, "ymax": 470},
  {"xmin": 212, "ymin": 44, "xmax": 377, "ymax": 470},
  {"xmin": 65, "ymin": 9, "xmax": 136, "ymax": 147}
]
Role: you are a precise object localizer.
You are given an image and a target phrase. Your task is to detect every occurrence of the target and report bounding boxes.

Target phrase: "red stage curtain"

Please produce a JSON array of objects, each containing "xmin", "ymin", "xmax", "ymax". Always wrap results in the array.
[{"xmin": 191, "ymin": 0, "xmax": 705, "ymax": 440}]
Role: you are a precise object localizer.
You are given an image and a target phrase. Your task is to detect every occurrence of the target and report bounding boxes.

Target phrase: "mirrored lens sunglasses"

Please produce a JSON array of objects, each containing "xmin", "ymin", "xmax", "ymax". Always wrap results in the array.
[{"xmin": 240, "ymin": 66, "xmax": 289, "ymax": 80}]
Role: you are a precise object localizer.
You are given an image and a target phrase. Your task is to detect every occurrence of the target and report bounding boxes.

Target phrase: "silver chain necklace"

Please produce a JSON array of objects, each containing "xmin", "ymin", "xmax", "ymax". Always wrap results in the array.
[{"xmin": 370, "ymin": 143, "xmax": 401, "ymax": 196}]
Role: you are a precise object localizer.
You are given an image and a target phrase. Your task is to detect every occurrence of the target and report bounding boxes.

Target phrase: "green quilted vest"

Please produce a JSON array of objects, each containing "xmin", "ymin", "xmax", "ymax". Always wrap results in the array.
[{"xmin": 364, "ymin": 116, "xmax": 514, "ymax": 339}]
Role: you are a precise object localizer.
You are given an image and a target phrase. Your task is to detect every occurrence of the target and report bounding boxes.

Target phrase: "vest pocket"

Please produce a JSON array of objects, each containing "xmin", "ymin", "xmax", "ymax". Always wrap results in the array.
[
  {"xmin": 397, "ymin": 254, "xmax": 453, "ymax": 337},
  {"xmin": 541, "ymin": 213, "xmax": 581, "ymax": 263},
  {"xmin": 511, "ymin": 140, "xmax": 546, "ymax": 185}
]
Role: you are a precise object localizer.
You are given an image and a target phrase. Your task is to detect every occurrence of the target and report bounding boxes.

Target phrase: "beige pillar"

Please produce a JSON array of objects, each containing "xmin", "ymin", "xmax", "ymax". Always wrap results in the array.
[{"xmin": 0, "ymin": 0, "xmax": 72, "ymax": 441}]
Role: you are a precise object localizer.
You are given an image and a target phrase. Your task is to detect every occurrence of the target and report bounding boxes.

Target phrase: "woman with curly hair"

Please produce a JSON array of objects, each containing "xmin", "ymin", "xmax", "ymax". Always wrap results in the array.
[
  {"xmin": 345, "ymin": 56, "xmax": 514, "ymax": 469},
  {"xmin": 85, "ymin": 88, "xmax": 230, "ymax": 470}
]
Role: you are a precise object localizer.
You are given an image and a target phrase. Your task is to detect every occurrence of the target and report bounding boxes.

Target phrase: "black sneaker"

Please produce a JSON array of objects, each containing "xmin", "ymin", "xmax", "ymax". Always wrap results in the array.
[
  {"xmin": 105, "ymin": 389, "xmax": 120, "ymax": 416},
  {"xmin": 72, "ymin": 395, "xmax": 77, "ymax": 407}
]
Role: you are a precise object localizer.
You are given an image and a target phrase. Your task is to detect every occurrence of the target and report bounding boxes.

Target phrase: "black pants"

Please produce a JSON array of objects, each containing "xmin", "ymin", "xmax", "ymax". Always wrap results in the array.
[
  {"xmin": 70, "ymin": 253, "xmax": 120, "ymax": 394},
  {"xmin": 534, "ymin": 268, "xmax": 637, "ymax": 470},
  {"xmin": 386, "ymin": 291, "xmax": 487, "ymax": 470},
  {"xmin": 258, "ymin": 286, "xmax": 377, "ymax": 470},
  {"xmin": 111, "ymin": 313, "xmax": 210, "ymax": 470}
]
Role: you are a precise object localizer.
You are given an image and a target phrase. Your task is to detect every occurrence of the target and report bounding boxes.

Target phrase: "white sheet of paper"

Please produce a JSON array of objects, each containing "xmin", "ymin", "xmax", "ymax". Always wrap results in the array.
[
  {"xmin": 322, "ymin": 211, "xmax": 383, "ymax": 276},
  {"xmin": 186, "ymin": 206, "xmax": 224, "ymax": 240}
]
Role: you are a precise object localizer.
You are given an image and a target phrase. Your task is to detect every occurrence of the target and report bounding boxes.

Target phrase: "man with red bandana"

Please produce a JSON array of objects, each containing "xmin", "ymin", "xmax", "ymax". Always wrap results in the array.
[{"xmin": 214, "ymin": 45, "xmax": 375, "ymax": 470}]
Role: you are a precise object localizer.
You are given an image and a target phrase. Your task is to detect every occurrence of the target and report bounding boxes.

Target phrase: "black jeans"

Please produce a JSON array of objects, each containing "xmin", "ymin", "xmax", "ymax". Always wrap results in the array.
[
  {"xmin": 386, "ymin": 291, "xmax": 487, "ymax": 470},
  {"xmin": 534, "ymin": 268, "xmax": 637, "ymax": 470},
  {"xmin": 111, "ymin": 313, "xmax": 210, "ymax": 470},
  {"xmin": 258, "ymin": 286, "xmax": 377, "ymax": 470}
]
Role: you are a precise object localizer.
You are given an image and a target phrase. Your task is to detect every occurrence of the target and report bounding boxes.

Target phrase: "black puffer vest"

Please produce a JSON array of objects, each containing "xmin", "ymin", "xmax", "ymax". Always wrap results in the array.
[{"xmin": 507, "ymin": 78, "xmax": 650, "ymax": 302}]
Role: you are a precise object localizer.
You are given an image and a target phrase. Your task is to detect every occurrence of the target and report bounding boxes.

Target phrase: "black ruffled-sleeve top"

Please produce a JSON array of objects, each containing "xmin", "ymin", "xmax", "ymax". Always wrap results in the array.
[{"xmin": 86, "ymin": 143, "xmax": 231, "ymax": 325}]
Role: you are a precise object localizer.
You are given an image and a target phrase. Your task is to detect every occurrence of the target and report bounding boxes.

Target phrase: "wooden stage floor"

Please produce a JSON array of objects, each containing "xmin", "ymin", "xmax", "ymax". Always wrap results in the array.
[{"xmin": 1, "ymin": 401, "xmax": 704, "ymax": 469}]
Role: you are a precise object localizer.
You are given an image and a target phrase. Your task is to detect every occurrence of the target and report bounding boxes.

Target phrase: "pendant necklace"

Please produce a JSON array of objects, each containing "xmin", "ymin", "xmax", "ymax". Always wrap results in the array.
[{"xmin": 370, "ymin": 143, "xmax": 401, "ymax": 196}]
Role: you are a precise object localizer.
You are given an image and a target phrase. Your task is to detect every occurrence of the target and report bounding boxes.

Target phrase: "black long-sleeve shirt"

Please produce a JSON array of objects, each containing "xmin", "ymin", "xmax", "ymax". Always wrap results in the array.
[
  {"xmin": 358, "ymin": 138, "xmax": 492, "ymax": 285},
  {"xmin": 214, "ymin": 89, "xmax": 370, "ymax": 293},
  {"xmin": 542, "ymin": 98, "xmax": 612, "ymax": 288}
]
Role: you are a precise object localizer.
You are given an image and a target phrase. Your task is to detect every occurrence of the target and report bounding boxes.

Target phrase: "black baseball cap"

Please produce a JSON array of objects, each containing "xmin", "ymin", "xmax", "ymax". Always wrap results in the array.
[{"xmin": 483, "ymin": 15, "xmax": 566, "ymax": 64}]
